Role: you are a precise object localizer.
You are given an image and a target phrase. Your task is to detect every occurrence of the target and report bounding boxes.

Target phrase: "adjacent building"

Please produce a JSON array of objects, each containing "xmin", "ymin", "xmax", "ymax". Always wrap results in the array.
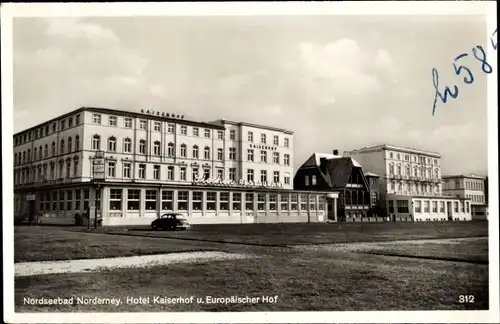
[
  {"xmin": 13, "ymin": 107, "xmax": 331, "ymax": 226},
  {"xmin": 442, "ymin": 174, "xmax": 489, "ymax": 220},
  {"xmin": 294, "ymin": 151, "xmax": 370, "ymax": 222},
  {"xmin": 344, "ymin": 144, "xmax": 472, "ymax": 221}
]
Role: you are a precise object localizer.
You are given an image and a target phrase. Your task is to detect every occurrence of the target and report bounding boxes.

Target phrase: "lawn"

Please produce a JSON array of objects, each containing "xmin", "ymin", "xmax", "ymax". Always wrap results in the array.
[
  {"xmin": 91, "ymin": 221, "xmax": 489, "ymax": 246},
  {"xmin": 15, "ymin": 249, "xmax": 489, "ymax": 312}
]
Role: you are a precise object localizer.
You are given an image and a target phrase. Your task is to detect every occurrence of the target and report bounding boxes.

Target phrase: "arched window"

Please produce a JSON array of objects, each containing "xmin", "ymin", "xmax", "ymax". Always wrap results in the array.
[
  {"xmin": 108, "ymin": 136, "xmax": 116, "ymax": 152},
  {"xmin": 75, "ymin": 135, "xmax": 80, "ymax": 151},
  {"xmin": 396, "ymin": 164, "xmax": 401, "ymax": 175},
  {"xmin": 92, "ymin": 135, "xmax": 101, "ymax": 150},
  {"xmin": 34, "ymin": 147, "xmax": 38, "ymax": 161},
  {"xmin": 51, "ymin": 142, "xmax": 56, "ymax": 156},
  {"xmin": 23, "ymin": 151, "xmax": 26, "ymax": 164},
  {"xmin": 192, "ymin": 145, "xmax": 199, "ymax": 159},
  {"xmin": 14, "ymin": 153, "xmax": 17, "ymax": 165},
  {"xmin": 434, "ymin": 168, "xmax": 439, "ymax": 179},
  {"xmin": 123, "ymin": 138, "xmax": 132, "ymax": 153},
  {"xmin": 27, "ymin": 149, "xmax": 31, "ymax": 162},
  {"xmin": 180, "ymin": 144, "xmax": 187, "ymax": 158},
  {"xmin": 139, "ymin": 139, "xmax": 146, "ymax": 154},
  {"xmin": 39, "ymin": 146, "xmax": 43, "ymax": 160},
  {"xmin": 68, "ymin": 137, "xmax": 73, "ymax": 152},
  {"xmin": 406, "ymin": 165, "xmax": 410, "ymax": 176},
  {"xmin": 60, "ymin": 139, "xmax": 65, "ymax": 154},
  {"xmin": 204, "ymin": 146, "xmax": 210, "ymax": 160},
  {"xmin": 389, "ymin": 163, "xmax": 394, "ymax": 175},
  {"xmin": 153, "ymin": 141, "xmax": 161, "ymax": 155},
  {"xmin": 167, "ymin": 142, "xmax": 174, "ymax": 157},
  {"xmin": 414, "ymin": 166, "xmax": 418, "ymax": 177}
]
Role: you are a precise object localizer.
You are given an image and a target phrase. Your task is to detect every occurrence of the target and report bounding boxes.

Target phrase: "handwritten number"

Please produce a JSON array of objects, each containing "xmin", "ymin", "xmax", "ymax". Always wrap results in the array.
[
  {"xmin": 432, "ymin": 68, "xmax": 459, "ymax": 116},
  {"xmin": 491, "ymin": 29, "xmax": 497, "ymax": 50},
  {"xmin": 453, "ymin": 53, "xmax": 474, "ymax": 84},
  {"xmin": 472, "ymin": 45, "xmax": 493, "ymax": 74}
]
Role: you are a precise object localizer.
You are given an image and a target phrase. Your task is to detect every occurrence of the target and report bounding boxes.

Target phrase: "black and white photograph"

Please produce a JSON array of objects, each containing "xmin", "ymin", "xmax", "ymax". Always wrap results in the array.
[{"xmin": 2, "ymin": 2, "xmax": 498, "ymax": 323}]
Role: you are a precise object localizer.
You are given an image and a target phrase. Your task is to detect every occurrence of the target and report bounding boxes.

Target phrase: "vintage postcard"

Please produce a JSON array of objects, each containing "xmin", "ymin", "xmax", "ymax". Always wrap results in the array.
[{"xmin": 2, "ymin": 1, "xmax": 498, "ymax": 323}]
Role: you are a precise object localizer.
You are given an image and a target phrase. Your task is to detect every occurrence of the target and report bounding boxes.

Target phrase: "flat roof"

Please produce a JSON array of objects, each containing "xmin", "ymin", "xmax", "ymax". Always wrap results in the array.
[
  {"xmin": 14, "ymin": 106, "xmax": 227, "ymax": 137},
  {"xmin": 442, "ymin": 174, "xmax": 486, "ymax": 180},
  {"xmin": 213, "ymin": 119, "xmax": 294, "ymax": 135},
  {"xmin": 345, "ymin": 144, "xmax": 441, "ymax": 157}
]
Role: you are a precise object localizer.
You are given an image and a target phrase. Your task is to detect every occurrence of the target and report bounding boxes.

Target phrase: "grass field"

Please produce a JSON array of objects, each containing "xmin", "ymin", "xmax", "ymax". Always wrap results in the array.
[{"xmin": 13, "ymin": 222, "xmax": 490, "ymax": 311}]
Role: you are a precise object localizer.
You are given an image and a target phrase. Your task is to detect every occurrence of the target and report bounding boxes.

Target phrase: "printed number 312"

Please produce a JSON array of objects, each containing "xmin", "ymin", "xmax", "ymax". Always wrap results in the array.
[{"xmin": 459, "ymin": 295, "xmax": 475, "ymax": 303}]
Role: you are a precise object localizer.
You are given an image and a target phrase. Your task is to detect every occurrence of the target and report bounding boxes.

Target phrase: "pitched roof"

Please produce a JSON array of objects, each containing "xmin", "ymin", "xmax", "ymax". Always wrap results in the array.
[
  {"xmin": 323, "ymin": 157, "xmax": 358, "ymax": 189},
  {"xmin": 364, "ymin": 171, "xmax": 380, "ymax": 178},
  {"xmin": 301, "ymin": 152, "xmax": 362, "ymax": 168}
]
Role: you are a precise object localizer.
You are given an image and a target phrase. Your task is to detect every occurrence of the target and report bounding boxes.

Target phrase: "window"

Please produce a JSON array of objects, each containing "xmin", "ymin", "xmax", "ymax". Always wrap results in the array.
[
  {"xmin": 300, "ymin": 194, "xmax": 308, "ymax": 210},
  {"xmin": 192, "ymin": 167, "xmax": 199, "ymax": 180},
  {"xmin": 66, "ymin": 190, "xmax": 73, "ymax": 210},
  {"xmin": 247, "ymin": 169, "xmax": 254, "ymax": 182},
  {"xmin": 72, "ymin": 159, "xmax": 79, "ymax": 177},
  {"xmin": 109, "ymin": 116, "xmax": 117, "ymax": 127},
  {"xmin": 424, "ymin": 201, "xmax": 430, "ymax": 213},
  {"xmin": 193, "ymin": 127, "xmax": 199, "ymax": 137},
  {"xmin": 203, "ymin": 168, "xmax": 210, "ymax": 180},
  {"xmin": 181, "ymin": 125, "xmax": 187, "ymax": 135},
  {"xmin": 180, "ymin": 144, "xmax": 187, "ymax": 158},
  {"xmin": 280, "ymin": 194, "xmax": 289, "ymax": 210},
  {"xmin": 217, "ymin": 169, "xmax": 224, "ymax": 180},
  {"xmin": 232, "ymin": 192, "xmax": 241, "ymax": 210},
  {"xmin": 260, "ymin": 170, "xmax": 267, "ymax": 183},
  {"xmin": 439, "ymin": 201, "xmax": 445, "ymax": 213},
  {"xmin": 127, "ymin": 189, "xmax": 140, "ymax": 210},
  {"xmin": 269, "ymin": 194, "xmax": 277, "ymax": 210},
  {"xmin": 229, "ymin": 147, "xmax": 236, "ymax": 160},
  {"xmin": 289, "ymin": 194, "xmax": 297, "ymax": 210},
  {"xmin": 139, "ymin": 120, "xmax": 147, "ymax": 130},
  {"xmin": 245, "ymin": 193, "xmax": 254, "ymax": 210},
  {"xmin": 161, "ymin": 191, "xmax": 173, "ymax": 210},
  {"xmin": 61, "ymin": 120, "xmax": 66, "ymax": 130},
  {"xmin": 207, "ymin": 192, "xmax": 216, "ymax": 210},
  {"xmin": 167, "ymin": 166, "xmax": 174, "ymax": 180},
  {"xmin": 123, "ymin": 138, "xmax": 132, "ymax": 153},
  {"xmin": 150, "ymin": 121, "xmax": 159, "ymax": 132},
  {"xmin": 34, "ymin": 148, "xmax": 38, "ymax": 161},
  {"xmin": 139, "ymin": 140, "xmax": 146, "ymax": 154},
  {"xmin": 167, "ymin": 123, "xmax": 175, "ymax": 133},
  {"xmin": 430, "ymin": 201, "xmax": 437, "ymax": 213},
  {"xmin": 93, "ymin": 114, "xmax": 101, "ymax": 124},
  {"xmin": 305, "ymin": 175, "xmax": 310, "ymax": 186},
  {"xmin": 273, "ymin": 152, "xmax": 279, "ymax": 164},
  {"xmin": 110, "ymin": 189, "xmax": 122, "ymax": 210},
  {"xmin": 124, "ymin": 118, "xmax": 132, "ymax": 128},
  {"xmin": 145, "ymin": 190, "xmax": 157, "ymax": 210},
  {"xmin": 123, "ymin": 162, "xmax": 131, "ymax": 178},
  {"xmin": 138, "ymin": 164, "xmax": 146, "ymax": 179},
  {"xmin": 108, "ymin": 137, "xmax": 116, "ymax": 152},
  {"xmin": 66, "ymin": 160, "xmax": 71, "ymax": 178},
  {"xmin": 229, "ymin": 168, "xmax": 236, "ymax": 181},
  {"xmin": 284, "ymin": 154, "xmax": 290, "ymax": 166},
  {"xmin": 153, "ymin": 141, "xmax": 161, "ymax": 155},
  {"xmin": 60, "ymin": 139, "xmax": 65, "ymax": 154},
  {"xmin": 248, "ymin": 131, "xmax": 254, "ymax": 142},
  {"xmin": 230, "ymin": 130, "xmax": 236, "ymax": 140},
  {"xmin": 273, "ymin": 135, "xmax": 279, "ymax": 146},
  {"xmin": 261, "ymin": 133, "xmax": 266, "ymax": 144},
  {"xmin": 192, "ymin": 145, "xmax": 199, "ymax": 158},
  {"xmin": 311, "ymin": 174, "xmax": 317, "ymax": 185},
  {"xmin": 177, "ymin": 191, "xmax": 188, "ymax": 210},
  {"xmin": 466, "ymin": 202, "xmax": 470, "ymax": 213},
  {"xmin": 260, "ymin": 151, "xmax": 267, "ymax": 163},
  {"xmin": 107, "ymin": 161, "xmax": 116, "ymax": 177},
  {"xmin": 204, "ymin": 129, "xmax": 211, "ymax": 138},
  {"xmin": 217, "ymin": 130, "xmax": 224, "ymax": 140},
  {"xmin": 92, "ymin": 135, "xmax": 101, "ymax": 150},
  {"xmin": 66, "ymin": 137, "xmax": 73, "ymax": 153},
  {"xmin": 192, "ymin": 191, "xmax": 203, "ymax": 210},
  {"xmin": 204, "ymin": 146, "xmax": 211, "ymax": 160},
  {"xmin": 415, "ymin": 201, "xmax": 422, "ymax": 213},
  {"xmin": 217, "ymin": 148, "xmax": 223, "ymax": 161},
  {"xmin": 247, "ymin": 149, "xmax": 254, "ymax": 162},
  {"xmin": 153, "ymin": 165, "xmax": 160, "ymax": 180},
  {"xmin": 257, "ymin": 194, "xmax": 266, "ymax": 210},
  {"xmin": 389, "ymin": 152, "xmax": 394, "ymax": 159},
  {"xmin": 371, "ymin": 192, "xmax": 377, "ymax": 206},
  {"xmin": 460, "ymin": 201, "xmax": 464, "ymax": 213},
  {"xmin": 180, "ymin": 167, "xmax": 186, "ymax": 180},
  {"xmin": 284, "ymin": 138, "xmax": 289, "ymax": 148},
  {"xmin": 309, "ymin": 195, "xmax": 317, "ymax": 210},
  {"xmin": 220, "ymin": 192, "xmax": 229, "ymax": 210}
]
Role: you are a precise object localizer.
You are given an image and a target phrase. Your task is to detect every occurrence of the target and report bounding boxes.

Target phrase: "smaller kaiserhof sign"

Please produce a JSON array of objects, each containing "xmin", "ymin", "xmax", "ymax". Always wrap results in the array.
[{"xmin": 92, "ymin": 151, "xmax": 105, "ymax": 180}]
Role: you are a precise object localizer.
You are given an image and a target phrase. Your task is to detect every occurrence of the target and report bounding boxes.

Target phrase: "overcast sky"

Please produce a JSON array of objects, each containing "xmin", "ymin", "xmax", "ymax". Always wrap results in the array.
[{"xmin": 12, "ymin": 15, "xmax": 490, "ymax": 176}]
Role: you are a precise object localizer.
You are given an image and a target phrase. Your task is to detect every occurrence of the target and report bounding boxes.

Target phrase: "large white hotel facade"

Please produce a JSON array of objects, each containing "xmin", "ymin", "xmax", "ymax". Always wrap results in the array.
[
  {"xmin": 13, "ymin": 107, "xmax": 334, "ymax": 226},
  {"xmin": 344, "ymin": 145, "xmax": 472, "ymax": 221}
]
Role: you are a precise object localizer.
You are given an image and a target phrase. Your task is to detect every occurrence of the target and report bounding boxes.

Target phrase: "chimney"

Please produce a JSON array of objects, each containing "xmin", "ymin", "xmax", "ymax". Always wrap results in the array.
[{"xmin": 333, "ymin": 149, "xmax": 339, "ymax": 156}]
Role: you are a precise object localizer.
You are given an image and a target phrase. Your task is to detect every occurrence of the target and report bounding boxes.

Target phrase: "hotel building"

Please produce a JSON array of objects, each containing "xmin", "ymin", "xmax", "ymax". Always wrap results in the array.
[
  {"xmin": 442, "ymin": 174, "xmax": 489, "ymax": 220},
  {"xmin": 13, "ymin": 107, "xmax": 332, "ymax": 226},
  {"xmin": 344, "ymin": 144, "xmax": 471, "ymax": 221}
]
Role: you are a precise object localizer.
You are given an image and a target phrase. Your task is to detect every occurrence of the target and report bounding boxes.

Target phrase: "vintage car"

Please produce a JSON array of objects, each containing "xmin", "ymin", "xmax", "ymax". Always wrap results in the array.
[{"xmin": 151, "ymin": 213, "xmax": 190, "ymax": 231}]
